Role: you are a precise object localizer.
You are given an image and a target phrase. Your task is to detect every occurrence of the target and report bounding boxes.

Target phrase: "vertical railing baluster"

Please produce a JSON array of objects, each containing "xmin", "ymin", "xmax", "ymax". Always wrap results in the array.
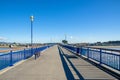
[
  {"xmin": 24, "ymin": 49, "xmax": 26, "ymax": 59},
  {"xmin": 10, "ymin": 50, "xmax": 13, "ymax": 66},
  {"xmin": 119, "ymin": 55, "xmax": 120, "ymax": 70},
  {"xmin": 87, "ymin": 47, "xmax": 89, "ymax": 59},
  {"xmin": 80, "ymin": 47, "xmax": 82, "ymax": 55},
  {"xmin": 100, "ymin": 49, "xmax": 102, "ymax": 65},
  {"xmin": 77, "ymin": 48, "xmax": 79, "ymax": 54},
  {"xmin": 113, "ymin": 55, "xmax": 115, "ymax": 69}
]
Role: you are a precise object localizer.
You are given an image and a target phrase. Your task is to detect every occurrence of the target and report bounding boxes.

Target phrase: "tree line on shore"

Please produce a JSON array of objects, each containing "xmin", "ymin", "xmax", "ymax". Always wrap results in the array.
[
  {"xmin": 62, "ymin": 40, "xmax": 120, "ymax": 47},
  {"xmin": 90, "ymin": 41, "xmax": 120, "ymax": 46}
]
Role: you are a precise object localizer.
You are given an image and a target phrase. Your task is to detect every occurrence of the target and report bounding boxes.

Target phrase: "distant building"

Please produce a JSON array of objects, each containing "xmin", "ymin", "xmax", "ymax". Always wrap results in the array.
[{"xmin": 9, "ymin": 44, "xmax": 13, "ymax": 48}]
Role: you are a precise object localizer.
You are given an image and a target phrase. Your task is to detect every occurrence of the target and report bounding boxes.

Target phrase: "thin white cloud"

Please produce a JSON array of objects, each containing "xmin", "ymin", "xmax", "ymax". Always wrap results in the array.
[{"xmin": 0, "ymin": 37, "xmax": 7, "ymax": 40}]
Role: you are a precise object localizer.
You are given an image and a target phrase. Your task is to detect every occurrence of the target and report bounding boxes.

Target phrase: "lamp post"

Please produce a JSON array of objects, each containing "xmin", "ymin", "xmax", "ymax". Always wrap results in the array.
[
  {"xmin": 65, "ymin": 34, "xmax": 67, "ymax": 41},
  {"xmin": 30, "ymin": 16, "xmax": 34, "ymax": 55}
]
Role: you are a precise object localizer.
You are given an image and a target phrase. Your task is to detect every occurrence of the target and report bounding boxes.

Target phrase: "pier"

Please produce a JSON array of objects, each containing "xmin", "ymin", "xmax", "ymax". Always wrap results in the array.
[{"xmin": 0, "ymin": 45, "xmax": 119, "ymax": 80}]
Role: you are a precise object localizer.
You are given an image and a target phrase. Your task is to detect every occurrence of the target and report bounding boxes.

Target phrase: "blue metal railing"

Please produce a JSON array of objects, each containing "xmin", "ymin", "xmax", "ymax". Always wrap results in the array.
[
  {"xmin": 0, "ymin": 53, "xmax": 10, "ymax": 70},
  {"xmin": 0, "ymin": 45, "xmax": 51, "ymax": 70},
  {"xmin": 61, "ymin": 45, "xmax": 120, "ymax": 71}
]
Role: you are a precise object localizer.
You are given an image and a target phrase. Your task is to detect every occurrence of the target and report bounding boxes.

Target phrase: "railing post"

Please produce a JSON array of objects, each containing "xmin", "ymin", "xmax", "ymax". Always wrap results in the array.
[
  {"xmin": 100, "ymin": 49, "xmax": 102, "ymax": 64},
  {"xmin": 119, "ymin": 55, "xmax": 120, "ymax": 70},
  {"xmin": 24, "ymin": 49, "xmax": 26, "ymax": 59},
  {"xmin": 35, "ymin": 52, "xmax": 37, "ymax": 60},
  {"xmin": 10, "ymin": 50, "xmax": 13, "ymax": 66},
  {"xmin": 31, "ymin": 48, "xmax": 33, "ymax": 56},
  {"xmin": 80, "ymin": 47, "xmax": 82, "ymax": 55},
  {"xmin": 77, "ymin": 48, "xmax": 79, "ymax": 54},
  {"xmin": 87, "ymin": 48, "xmax": 89, "ymax": 59}
]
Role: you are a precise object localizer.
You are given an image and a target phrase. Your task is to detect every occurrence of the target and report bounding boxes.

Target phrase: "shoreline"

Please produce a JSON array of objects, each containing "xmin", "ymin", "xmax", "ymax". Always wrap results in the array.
[
  {"xmin": 0, "ymin": 45, "xmax": 42, "ymax": 53},
  {"xmin": 88, "ymin": 46, "xmax": 120, "ymax": 48},
  {"xmin": 0, "ymin": 47, "xmax": 26, "ymax": 53}
]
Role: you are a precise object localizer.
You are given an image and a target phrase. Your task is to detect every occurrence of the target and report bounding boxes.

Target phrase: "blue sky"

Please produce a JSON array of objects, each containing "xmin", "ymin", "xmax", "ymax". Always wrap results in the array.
[{"xmin": 0, "ymin": 0, "xmax": 120, "ymax": 43}]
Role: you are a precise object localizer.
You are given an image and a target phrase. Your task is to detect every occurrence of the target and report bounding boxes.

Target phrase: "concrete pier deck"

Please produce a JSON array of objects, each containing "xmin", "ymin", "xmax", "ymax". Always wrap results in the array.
[
  {"xmin": 0, "ymin": 45, "xmax": 66, "ymax": 80},
  {"xmin": 59, "ymin": 46, "xmax": 117, "ymax": 80},
  {"xmin": 0, "ymin": 45, "xmax": 117, "ymax": 80}
]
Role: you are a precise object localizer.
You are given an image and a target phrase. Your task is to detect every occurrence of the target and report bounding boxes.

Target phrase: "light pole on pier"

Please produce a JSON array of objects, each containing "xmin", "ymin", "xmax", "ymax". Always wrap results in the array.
[
  {"xmin": 30, "ymin": 15, "xmax": 34, "ymax": 49},
  {"xmin": 65, "ymin": 34, "xmax": 67, "ymax": 41}
]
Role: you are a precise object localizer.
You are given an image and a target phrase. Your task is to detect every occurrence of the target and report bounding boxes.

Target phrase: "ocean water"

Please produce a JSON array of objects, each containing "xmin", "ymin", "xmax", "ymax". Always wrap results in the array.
[
  {"xmin": 0, "ymin": 47, "xmax": 11, "ymax": 50},
  {"xmin": 108, "ymin": 48, "xmax": 120, "ymax": 50}
]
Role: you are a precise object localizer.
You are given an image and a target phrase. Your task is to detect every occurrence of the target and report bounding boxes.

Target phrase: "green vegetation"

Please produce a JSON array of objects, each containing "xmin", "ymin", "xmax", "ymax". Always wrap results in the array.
[
  {"xmin": 62, "ymin": 40, "xmax": 68, "ymax": 44},
  {"xmin": 68, "ymin": 41, "xmax": 120, "ymax": 47},
  {"xmin": 89, "ymin": 41, "xmax": 120, "ymax": 46}
]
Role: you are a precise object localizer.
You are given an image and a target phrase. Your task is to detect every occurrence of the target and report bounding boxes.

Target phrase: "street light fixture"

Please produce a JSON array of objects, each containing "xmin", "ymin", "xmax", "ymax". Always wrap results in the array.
[
  {"xmin": 30, "ymin": 15, "xmax": 34, "ymax": 48},
  {"xmin": 30, "ymin": 15, "xmax": 34, "ymax": 56}
]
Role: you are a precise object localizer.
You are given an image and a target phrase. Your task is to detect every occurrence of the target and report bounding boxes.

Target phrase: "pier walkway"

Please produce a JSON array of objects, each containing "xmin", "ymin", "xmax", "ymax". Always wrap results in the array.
[{"xmin": 0, "ymin": 45, "xmax": 117, "ymax": 80}]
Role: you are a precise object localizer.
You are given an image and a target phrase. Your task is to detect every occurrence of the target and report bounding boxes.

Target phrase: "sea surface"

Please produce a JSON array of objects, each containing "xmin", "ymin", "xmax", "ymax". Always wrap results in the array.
[
  {"xmin": 0, "ymin": 47, "xmax": 11, "ymax": 50},
  {"xmin": 108, "ymin": 48, "xmax": 120, "ymax": 50}
]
